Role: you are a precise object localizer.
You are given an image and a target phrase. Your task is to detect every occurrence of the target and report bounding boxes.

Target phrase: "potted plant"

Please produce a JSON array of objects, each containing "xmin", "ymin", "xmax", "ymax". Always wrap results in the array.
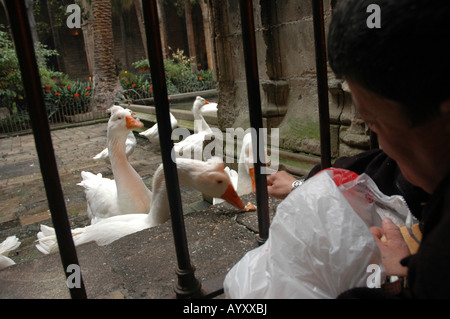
[
  {"xmin": 132, "ymin": 59, "xmax": 150, "ymax": 72},
  {"xmin": 39, "ymin": 68, "xmax": 54, "ymax": 93}
]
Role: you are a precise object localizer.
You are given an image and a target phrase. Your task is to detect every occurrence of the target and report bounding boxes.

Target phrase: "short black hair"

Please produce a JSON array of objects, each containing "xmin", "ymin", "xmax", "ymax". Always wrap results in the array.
[{"xmin": 327, "ymin": 0, "xmax": 450, "ymax": 125}]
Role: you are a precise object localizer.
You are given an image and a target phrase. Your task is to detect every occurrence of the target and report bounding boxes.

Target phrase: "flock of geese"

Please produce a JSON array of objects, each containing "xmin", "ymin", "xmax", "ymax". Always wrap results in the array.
[{"xmin": 0, "ymin": 96, "xmax": 258, "ymax": 268}]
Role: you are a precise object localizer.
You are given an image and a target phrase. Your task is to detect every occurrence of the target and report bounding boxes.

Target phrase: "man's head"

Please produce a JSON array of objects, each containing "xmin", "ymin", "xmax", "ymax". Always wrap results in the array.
[
  {"xmin": 328, "ymin": 0, "xmax": 450, "ymax": 126},
  {"xmin": 327, "ymin": 0, "xmax": 450, "ymax": 193}
]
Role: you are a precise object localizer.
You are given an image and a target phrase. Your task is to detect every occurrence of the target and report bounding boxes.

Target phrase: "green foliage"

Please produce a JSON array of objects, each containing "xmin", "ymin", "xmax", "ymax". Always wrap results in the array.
[
  {"xmin": 44, "ymin": 80, "xmax": 93, "ymax": 118},
  {"xmin": 0, "ymin": 25, "xmax": 60, "ymax": 113},
  {"xmin": 131, "ymin": 59, "xmax": 150, "ymax": 71},
  {"xmin": 0, "ymin": 25, "xmax": 92, "ymax": 131},
  {"xmin": 119, "ymin": 70, "xmax": 152, "ymax": 92},
  {"xmin": 122, "ymin": 49, "xmax": 216, "ymax": 101},
  {"xmin": 0, "ymin": 26, "xmax": 23, "ymax": 106},
  {"xmin": 49, "ymin": 80, "xmax": 92, "ymax": 103}
]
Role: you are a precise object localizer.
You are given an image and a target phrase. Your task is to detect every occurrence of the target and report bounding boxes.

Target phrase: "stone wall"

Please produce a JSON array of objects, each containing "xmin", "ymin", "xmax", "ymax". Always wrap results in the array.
[
  {"xmin": 210, "ymin": 0, "xmax": 371, "ymax": 160},
  {"xmin": 37, "ymin": 2, "xmax": 207, "ymax": 80}
]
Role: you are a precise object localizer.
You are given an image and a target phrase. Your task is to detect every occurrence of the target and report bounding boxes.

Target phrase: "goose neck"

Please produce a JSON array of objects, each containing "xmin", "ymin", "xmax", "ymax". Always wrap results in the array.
[
  {"xmin": 108, "ymin": 134, "xmax": 128, "ymax": 165},
  {"xmin": 146, "ymin": 161, "xmax": 199, "ymax": 226},
  {"xmin": 192, "ymin": 104, "xmax": 209, "ymax": 133}
]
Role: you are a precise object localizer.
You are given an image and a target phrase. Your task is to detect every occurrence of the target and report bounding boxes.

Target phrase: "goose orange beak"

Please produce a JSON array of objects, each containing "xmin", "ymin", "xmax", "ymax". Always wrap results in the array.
[
  {"xmin": 249, "ymin": 167, "xmax": 256, "ymax": 193},
  {"xmin": 126, "ymin": 115, "xmax": 144, "ymax": 129},
  {"xmin": 221, "ymin": 184, "xmax": 245, "ymax": 209},
  {"xmin": 205, "ymin": 100, "xmax": 210, "ymax": 104}
]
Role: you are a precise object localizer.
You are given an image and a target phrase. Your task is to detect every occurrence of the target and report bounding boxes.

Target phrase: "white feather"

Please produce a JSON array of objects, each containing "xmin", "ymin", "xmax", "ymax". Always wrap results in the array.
[
  {"xmin": 173, "ymin": 96, "xmax": 216, "ymax": 160},
  {"xmin": 80, "ymin": 106, "xmax": 152, "ymax": 224},
  {"xmin": 0, "ymin": 236, "xmax": 21, "ymax": 270},
  {"xmin": 36, "ymin": 157, "xmax": 244, "ymax": 254},
  {"xmin": 139, "ymin": 112, "xmax": 178, "ymax": 144},
  {"xmin": 93, "ymin": 132, "xmax": 136, "ymax": 163}
]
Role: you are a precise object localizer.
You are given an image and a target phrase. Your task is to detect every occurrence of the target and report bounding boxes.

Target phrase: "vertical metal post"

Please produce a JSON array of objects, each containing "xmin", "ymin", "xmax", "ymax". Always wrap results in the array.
[
  {"xmin": 239, "ymin": 0, "xmax": 270, "ymax": 244},
  {"xmin": 5, "ymin": 0, "xmax": 87, "ymax": 299},
  {"xmin": 141, "ymin": 0, "xmax": 202, "ymax": 298},
  {"xmin": 312, "ymin": 0, "xmax": 332, "ymax": 169}
]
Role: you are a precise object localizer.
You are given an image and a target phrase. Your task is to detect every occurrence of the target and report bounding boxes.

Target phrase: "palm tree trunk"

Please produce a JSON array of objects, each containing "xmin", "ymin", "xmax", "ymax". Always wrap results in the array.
[{"xmin": 91, "ymin": 0, "xmax": 120, "ymax": 111}]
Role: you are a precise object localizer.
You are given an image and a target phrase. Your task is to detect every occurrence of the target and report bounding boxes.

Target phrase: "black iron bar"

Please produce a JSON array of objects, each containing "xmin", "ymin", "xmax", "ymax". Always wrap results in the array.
[
  {"xmin": 311, "ymin": 0, "xmax": 332, "ymax": 169},
  {"xmin": 141, "ymin": 0, "xmax": 202, "ymax": 298},
  {"xmin": 5, "ymin": 0, "xmax": 87, "ymax": 299},
  {"xmin": 239, "ymin": 0, "xmax": 270, "ymax": 244}
]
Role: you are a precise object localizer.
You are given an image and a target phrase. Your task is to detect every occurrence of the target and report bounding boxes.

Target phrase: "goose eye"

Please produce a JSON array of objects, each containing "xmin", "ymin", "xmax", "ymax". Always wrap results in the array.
[{"xmin": 217, "ymin": 180, "xmax": 223, "ymax": 184}]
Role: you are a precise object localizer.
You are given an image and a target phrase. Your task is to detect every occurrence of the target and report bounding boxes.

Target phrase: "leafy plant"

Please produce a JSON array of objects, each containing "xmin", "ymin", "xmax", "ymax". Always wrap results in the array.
[
  {"xmin": 0, "ymin": 25, "xmax": 62, "ymax": 113},
  {"xmin": 132, "ymin": 59, "xmax": 150, "ymax": 71},
  {"xmin": 47, "ymin": 80, "xmax": 93, "ymax": 115},
  {"xmin": 0, "ymin": 26, "xmax": 24, "ymax": 111},
  {"xmin": 120, "ymin": 49, "xmax": 216, "ymax": 102}
]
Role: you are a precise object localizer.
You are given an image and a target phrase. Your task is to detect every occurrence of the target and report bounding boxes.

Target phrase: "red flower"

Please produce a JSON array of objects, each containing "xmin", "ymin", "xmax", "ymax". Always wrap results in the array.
[
  {"xmin": 132, "ymin": 83, "xmax": 136, "ymax": 87},
  {"xmin": 74, "ymin": 93, "xmax": 80, "ymax": 98},
  {"xmin": 125, "ymin": 82, "xmax": 129, "ymax": 85},
  {"xmin": 86, "ymin": 86, "xmax": 91, "ymax": 91},
  {"xmin": 55, "ymin": 92, "xmax": 60, "ymax": 96},
  {"xmin": 67, "ymin": 85, "xmax": 71, "ymax": 90},
  {"xmin": 198, "ymin": 76, "xmax": 203, "ymax": 81},
  {"xmin": 85, "ymin": 92, "xmax": 89, "ymax": 96}
]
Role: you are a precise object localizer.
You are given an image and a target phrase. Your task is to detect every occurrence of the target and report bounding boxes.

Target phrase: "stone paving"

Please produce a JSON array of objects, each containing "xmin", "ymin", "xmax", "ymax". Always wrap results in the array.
[
  {"xmin": 0, "ymin": 122, "xmax": 204, "ymax": 265},
  {"xmin": 0, "ymin": 121, "xmax": 283, "ymax": 299}
]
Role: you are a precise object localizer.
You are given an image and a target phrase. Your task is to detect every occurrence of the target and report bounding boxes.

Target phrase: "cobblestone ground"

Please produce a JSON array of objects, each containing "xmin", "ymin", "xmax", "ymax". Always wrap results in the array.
[{"xmin": 0, "ymin": 123, "xmax": 204, "ymax": 264}]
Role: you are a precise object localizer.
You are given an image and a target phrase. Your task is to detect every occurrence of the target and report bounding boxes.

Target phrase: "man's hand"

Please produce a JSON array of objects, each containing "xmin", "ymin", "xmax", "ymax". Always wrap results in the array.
[
  {"xmin": 370, "ymin": 218, "xmax": 410, "ymax": 276},
  {"xmin": 267, "ymin": 171, "xmax": 297, "ymax": 199}
]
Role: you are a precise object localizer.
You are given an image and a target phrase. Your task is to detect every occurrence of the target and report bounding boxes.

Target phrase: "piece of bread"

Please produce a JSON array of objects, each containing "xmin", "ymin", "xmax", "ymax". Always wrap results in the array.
[
  {"xmin": 400, "ymin": 224, "xmax": 422, "ymax": 254},
  {"xmin": 244, "ymin": 202, "xmax": 256, "ymax": 212},
  {"xmin": 379, "ymin": 224, "xmax": 422, "ymax": 254}
]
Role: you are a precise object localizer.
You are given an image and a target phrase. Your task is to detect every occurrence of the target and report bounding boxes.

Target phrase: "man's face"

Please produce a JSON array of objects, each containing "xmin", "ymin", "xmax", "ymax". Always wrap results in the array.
[{"xmin": 346, "ymin": 80, "xmax": 441, "ymax": 193}]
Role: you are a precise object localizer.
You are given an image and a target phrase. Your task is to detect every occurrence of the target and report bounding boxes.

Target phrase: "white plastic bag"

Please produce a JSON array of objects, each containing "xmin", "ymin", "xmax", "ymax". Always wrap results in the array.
[{"xmin": 224, "ymin": 169, "xmax": 415, "ymax": 299}]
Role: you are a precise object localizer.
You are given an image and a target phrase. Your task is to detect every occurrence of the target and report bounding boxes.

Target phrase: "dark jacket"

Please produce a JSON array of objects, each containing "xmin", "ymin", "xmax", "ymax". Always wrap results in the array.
[
  {"xmin": 320, "ymin": 149, "xmax": 449, "ymax": 298},
  {"xmin": 401, "ymin": 173, "xmax": 450, "ymax": 298}
]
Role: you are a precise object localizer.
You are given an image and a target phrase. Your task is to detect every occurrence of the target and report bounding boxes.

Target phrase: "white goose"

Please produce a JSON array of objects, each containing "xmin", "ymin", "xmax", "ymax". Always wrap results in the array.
[
  {"xmin": 200, "ymin": 101, "xmax": 218, "ymax": 117},
  {"xmin": 36, "ymin": 157, "xmax": 245, "ymax": 254},
  {"xmin": 93, "ymin": 107, "xmax": 137, "ymax": 163},
  {"xmin": 139, "ymin": 112, "xmax": 178, "ymax": 144},
  {"xmin": 236, "ymin": 132, "xmax": 256, "ymax": 195},
  {"xmin": 78, "ymin": 106, "xmax": 152, "ymax": 224},
  {"xmin": 173, "ymin": 96, "xmax": 216, "ymax": 160},
  {"xmin": 0, "ymin": 236, "xmax": 21, "ymax": 270},
  {"xmin": 192, "ymin": 96, "xmax": 213, "ymax": 133},
  {"xmin": 213, "ymin": 132, "xmax": 256, "ymax": 204}
]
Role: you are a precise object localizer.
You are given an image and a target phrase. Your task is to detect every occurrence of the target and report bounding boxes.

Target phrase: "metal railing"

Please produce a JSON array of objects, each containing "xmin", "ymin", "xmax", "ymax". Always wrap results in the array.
[
  {"xmin": 5, "ymin": 0, "xmax": 334, "ymax": 299},
  {"xmin": 0, "ymin": 98, "xmax": 106, "ymax": 136},
  {"xmin": 5, "ymin": 0, "xmax": 87, "ymax": 299}
]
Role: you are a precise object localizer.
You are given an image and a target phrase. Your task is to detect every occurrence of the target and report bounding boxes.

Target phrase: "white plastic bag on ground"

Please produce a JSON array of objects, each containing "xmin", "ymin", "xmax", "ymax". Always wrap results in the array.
[{"xmin": 224, "ymin": 169, "xmax": 415, "ymax": 299}]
